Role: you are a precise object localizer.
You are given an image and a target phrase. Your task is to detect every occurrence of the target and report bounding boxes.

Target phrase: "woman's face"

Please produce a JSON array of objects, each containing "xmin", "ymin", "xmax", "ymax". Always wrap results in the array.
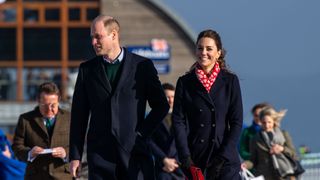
[
  {"xmin": 196, "ymin": 37, "xmax": 221, "ymax": 71},
  {"xmin": 261, "ymin": 115, "xmax": 275, "ymax": 132}
]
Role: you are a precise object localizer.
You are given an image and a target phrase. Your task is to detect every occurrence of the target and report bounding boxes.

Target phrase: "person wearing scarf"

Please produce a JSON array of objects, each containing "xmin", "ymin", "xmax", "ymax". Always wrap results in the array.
[
  {"xmin": 239, "ymin": 103, "xmax": 272, "ymax": 161},
  {"xmin": 172, "ymin": 29, "xmax": 243, "ymax": 180},
  {"xmin": 244, "ymin": 106, "xmax": 298, "ymax": 180}
]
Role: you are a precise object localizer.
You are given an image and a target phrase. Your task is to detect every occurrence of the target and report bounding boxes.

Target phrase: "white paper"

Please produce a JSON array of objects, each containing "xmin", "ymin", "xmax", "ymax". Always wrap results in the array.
[{"xmin": 40, "ymin": 148, "xmax": 53, "ymax": 154}]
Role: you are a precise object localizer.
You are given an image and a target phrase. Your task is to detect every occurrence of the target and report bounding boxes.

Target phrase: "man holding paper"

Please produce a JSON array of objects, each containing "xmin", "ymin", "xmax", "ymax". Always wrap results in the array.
[{"xmin": 12, "ymin": 82, "xmax": 72, "ymax": 180}]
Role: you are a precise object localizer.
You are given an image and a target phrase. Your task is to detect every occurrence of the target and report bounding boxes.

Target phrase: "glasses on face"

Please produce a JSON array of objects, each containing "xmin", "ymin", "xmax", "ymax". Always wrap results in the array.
[{"xmin": 39, "ymin": 103, "xmax": 59, "ymax": 109}]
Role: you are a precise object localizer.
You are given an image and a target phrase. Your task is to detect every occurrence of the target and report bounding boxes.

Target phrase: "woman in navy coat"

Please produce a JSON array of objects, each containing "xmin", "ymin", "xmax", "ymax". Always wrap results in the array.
[{"xmin": 172, "ymin": 29, "xmax": 243, "ymax": 180}]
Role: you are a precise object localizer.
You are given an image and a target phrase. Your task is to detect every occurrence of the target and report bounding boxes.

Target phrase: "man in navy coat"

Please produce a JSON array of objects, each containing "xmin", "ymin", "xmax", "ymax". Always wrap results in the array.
[{"xmin": 69, "ymin": 15, "xmax": 169, "ymax": 180}]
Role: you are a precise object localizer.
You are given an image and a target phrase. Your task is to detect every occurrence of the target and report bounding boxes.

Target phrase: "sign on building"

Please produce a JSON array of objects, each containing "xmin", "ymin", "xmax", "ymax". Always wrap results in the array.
[{"xmin": 127, "ymin": 39, "xmax": 171, "ymax": 74}]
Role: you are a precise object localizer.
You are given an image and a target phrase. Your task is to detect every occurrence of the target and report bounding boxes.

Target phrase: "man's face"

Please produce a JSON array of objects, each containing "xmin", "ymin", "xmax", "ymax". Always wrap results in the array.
[
  {"xmin": 91, "ymin": 21, "xmax": 114, "ymax": 56},
  {"xmin": 164, "ymin": 89, "xmax": 175, "ymax": 112},
  {"xmin": 253, "ymin": 108, "xmax": 262, "ymax": 125},
  {"xmin": 38, "ymin": 93, "xmax": 59, "ymax": 118}
]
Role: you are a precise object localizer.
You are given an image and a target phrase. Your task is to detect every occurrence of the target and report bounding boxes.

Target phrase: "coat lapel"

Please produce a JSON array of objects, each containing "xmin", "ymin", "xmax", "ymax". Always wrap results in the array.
[
  {"xmin": 162, "ymin": 114, "xmax": 172, "ymax": 135},
  {"xmin": 93, "ymin": 56, "xmax": 112, "ymax": 94},
  {"xmin": 51, "ymin": 110, "xmax": 65, "ymax": 138},
  {"xmin": 113, "ymin": 48, "xmax": 133, "ymax": 94},
  {"xmin": 209, "ymin": 70, "xmax": 226, "ymax": 102},
  {"xmin": 33, "ymin": 108, "xmax": 50, "ymax": 137},
  {"xmin": 189, "ymin": 70, "xmax": 227, "ymax": 107},
  {"xmin": 189, "ymin": 71, "xmax": 215, "ymax": 107}
]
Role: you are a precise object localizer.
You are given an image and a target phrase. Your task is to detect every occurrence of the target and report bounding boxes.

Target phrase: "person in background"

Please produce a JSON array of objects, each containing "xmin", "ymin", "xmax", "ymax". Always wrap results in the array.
[
  {"xmin": 0, "ymin": 128, "xmax": 26, "ymax": 180},
  {"xmin": 69, "ymin": 15, "xmax": 169, "ymax": 180},
  {"xmin": 12, "ymin": 82, "xmax": 72, "ymax": 180},
  {"xmin": 172, "ymin": 29, "xmax": 243, "ymax": 180},
  {"xmin": 298, "ymin": 145, "xmax": 310, "ymax": 157},
  {"xmin": 243, "ymin": 106, "xmax": 298, "ymax": 180},
  {"xmin": 150, "ymin": 83, "xmax": 184, "ymax": 180},
  {"xmin": 239, "ymin": 102, "xmax": 272, "ymax": 160},
  {"xmin": 1, "ymin": 129, "xmax": 13, "ymax": 159}
]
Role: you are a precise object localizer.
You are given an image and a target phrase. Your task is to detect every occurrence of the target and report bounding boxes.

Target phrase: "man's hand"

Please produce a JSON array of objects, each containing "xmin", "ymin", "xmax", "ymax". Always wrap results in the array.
[
  {"xmin": 52, "ymin": 147, "xmax": 66, "ymax": 159},
  {"xmin": 30, "ymin": 146, "xmax": 44, "ymax": 159},
  {"xmin": 70, "ymin": 160, "xmax": 81, "ymax": 178},
  {"xmin": 162, "ymin": 157, "xmax": 179, "ymax": 172}
]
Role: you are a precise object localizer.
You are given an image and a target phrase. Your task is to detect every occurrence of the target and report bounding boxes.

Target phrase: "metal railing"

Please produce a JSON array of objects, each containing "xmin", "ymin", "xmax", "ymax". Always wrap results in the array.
[{"xmin": 301, "ymin": 153, "xmax": 320, "ymax": 180}]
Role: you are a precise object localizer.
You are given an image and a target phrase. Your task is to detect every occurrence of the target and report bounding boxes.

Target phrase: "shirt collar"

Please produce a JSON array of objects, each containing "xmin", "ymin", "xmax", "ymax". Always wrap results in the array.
[
  {"xmin": 103, "ymin": 47, "xmax": 124, "ymax": 64},
  {"xmin": 43, "ymin": 116, "xmax": 56, "ymax": 123}
]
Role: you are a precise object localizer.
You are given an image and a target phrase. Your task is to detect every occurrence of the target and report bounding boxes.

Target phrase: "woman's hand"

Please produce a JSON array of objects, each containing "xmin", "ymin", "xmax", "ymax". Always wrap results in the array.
[{"xmin": 270, "ymin": 144, "xmax": 284, "ymax": 154}]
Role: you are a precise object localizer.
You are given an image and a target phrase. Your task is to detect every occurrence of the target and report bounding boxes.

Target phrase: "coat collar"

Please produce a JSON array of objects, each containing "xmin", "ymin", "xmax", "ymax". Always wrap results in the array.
[
  {"xmin": 33, "ymin": 107, "xmax": 66, "ymax": 139},
  {"xmin": 113, "ymin": 48, "xmax": 134, "ymax": 94},
  {"xmin": 92, "ymin": 48, "xmax": 133, "ymax": 95},
  {"xmin": 189, "ymin": 69, "xmax": 227, "ymax": 107},
  {"xmin": 93, "ymin": 56, "xmax": 112, "ymax": 94},
  {"xmin": 34, "ymin": 108, "xmax": 48, "ymax": 137}
]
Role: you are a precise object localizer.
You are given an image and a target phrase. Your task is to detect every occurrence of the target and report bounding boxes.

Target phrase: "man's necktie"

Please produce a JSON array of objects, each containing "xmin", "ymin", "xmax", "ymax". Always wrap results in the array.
[{"xmin": 45, "ymin": 118, "xmax": 53, "ymax": 136}]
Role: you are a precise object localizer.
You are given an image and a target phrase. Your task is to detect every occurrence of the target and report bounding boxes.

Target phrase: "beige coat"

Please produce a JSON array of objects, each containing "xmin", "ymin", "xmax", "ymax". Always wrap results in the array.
[{"xmin": 12, "ymin": 107, "xmax": 72, "ymax": 180}]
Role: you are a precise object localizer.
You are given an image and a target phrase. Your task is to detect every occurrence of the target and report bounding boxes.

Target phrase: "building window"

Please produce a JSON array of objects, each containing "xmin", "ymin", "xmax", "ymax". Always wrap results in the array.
[
  {"xmin": 0, "ymin": 29, "xmax": 16, "ymax": 61},
  {"xmin": 24, "ymin": 28, "xmax": 61, "ymax": 61},
  {"xmin": 0, "ymin": 0, "xmax": 99, "ymax": 101}
]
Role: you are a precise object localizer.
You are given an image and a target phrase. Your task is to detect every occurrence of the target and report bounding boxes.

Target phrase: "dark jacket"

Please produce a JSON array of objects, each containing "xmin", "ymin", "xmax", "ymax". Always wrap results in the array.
[
  {"xmin": 239, "ymin": 122, "xmax": 261, "ymax": 160},
  {"xmin": 69, "ymin": 48, "xmax": 169, "ymax": 172},
  {"xmin": 150, "ymin": 114, "xmax": 184, "ymax": 179},
  {"xmin": 12, "ymin": 107, "xmax": 72, "ymax": 180},
  {"xmin": 172, "ymin": 69, "xmax": 243, "ymax": 174}
]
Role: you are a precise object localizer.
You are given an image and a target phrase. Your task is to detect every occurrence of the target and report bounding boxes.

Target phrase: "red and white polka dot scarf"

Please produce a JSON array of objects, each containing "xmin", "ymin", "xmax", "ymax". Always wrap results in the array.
[{"xmin": 195, "ymin": 62, "xmax": 220, "ymax": 93}]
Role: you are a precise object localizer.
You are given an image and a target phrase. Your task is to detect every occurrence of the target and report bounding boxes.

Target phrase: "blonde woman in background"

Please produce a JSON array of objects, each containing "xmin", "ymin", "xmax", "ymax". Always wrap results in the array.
[{"xmin": 243, "ymin": 107, "xmax": 298, "ymax": 180}]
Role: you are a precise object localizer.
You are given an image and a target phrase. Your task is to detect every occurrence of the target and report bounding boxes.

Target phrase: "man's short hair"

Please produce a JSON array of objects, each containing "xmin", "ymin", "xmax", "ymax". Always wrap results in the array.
[
  {"xmin": 251, "ymin": 102, "xmax": 272, "ymax": 114},
  {"xmin": 37, "ymin": 82, "xmax": 61, "ymax": 100},
  {"xmin": 162, "ymin": 83, "xmax": 175, "ymax": 91},
  {"xmin": 93, "ymin": 15, "xmax": 120, "ymax": 33}
]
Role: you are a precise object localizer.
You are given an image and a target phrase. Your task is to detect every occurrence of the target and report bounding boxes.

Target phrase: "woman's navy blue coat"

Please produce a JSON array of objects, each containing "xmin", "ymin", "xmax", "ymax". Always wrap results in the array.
[{"xmin": 172, "ymin": 69, "xmax": 243, "ymax": 170}]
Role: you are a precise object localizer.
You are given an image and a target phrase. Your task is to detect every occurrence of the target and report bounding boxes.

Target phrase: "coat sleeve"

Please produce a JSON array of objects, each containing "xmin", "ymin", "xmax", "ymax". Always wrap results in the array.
[
  {"xmin": 149, "ymin": 138, "xmax": 167, "ymax": 164},
  {"xmin": 12, "ymin": 116, "xmax": 31, "ymax": 162},
  {"xmin": 246, "ymin": 134, "xmax": 259, "ymax": 170},
  {"xmin": 69, "ymin": 64, "xmax": 90, "ymax": 161},
  {"xmin": 219, "ymin": 74, "xmax": 243, "ymax": 159},
  {"xmin": 138, "ymin": 59, "xmax": 169, "ymax": 138},
  {"xmin": 282, "ymin": 130, "xmax": 297, "ymax": 159},
  {"xmin": 239, "ymin": 128, "xmax": 251, "ymax": 160},
  {"xmin": 172, "ymin": 77, "xmax": 191, "ymax": 160}
]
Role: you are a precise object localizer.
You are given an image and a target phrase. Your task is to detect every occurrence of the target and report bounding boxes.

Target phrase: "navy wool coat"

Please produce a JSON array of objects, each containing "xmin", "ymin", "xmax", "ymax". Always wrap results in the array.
[
  {"xmin": 69, "ymin": 48, "xmax": 169, "ymax": 170},
  {"xmin": 172, "ymin": 69, "xmax": 243, "ymax": 169}
]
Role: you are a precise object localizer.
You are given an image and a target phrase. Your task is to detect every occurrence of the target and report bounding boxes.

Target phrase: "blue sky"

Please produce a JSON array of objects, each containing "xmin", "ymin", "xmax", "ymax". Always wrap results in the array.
[{"xmin": 160, "ymin": 0, "xmax": 320, "ymax": 152}]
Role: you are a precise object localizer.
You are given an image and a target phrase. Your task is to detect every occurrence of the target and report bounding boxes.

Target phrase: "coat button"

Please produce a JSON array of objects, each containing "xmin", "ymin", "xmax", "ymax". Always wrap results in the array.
[
  {"xmin": 211, "ymin": 108, "xmax": 215, "ymax": 112},
  {"xmin": 212, "ymin": 124, "xmax": 216, "ymax": 127},
  {"xmin": 200, "ymin": 123, "xmax": 204, "ymax": 127},
  {"xmin": 199, "ymin": 109, "xmax": 203, "ymax": 112},
  {"xmin": 211, "ymin": 139, "xmax": 215, "ymax": 143},
  {"xmin": 200, "ymin": 139, "xmax": 205, "ymax": 143}
]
